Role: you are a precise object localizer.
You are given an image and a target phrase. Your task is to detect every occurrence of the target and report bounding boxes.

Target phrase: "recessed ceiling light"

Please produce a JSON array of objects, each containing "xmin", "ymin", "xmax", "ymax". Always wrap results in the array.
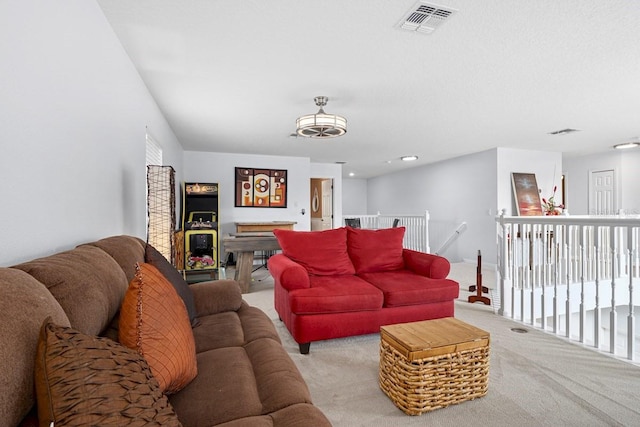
[
  {"xmin": 348, "ymin": 172, "xmax": 355, "ymax": 177},
  {"xmin": 400, "ymin": 155, "xmax": 418, "ymax": 161},
  {"xmin": 613, "ymin": 141, "xmax": 640, "ymax": 150}
]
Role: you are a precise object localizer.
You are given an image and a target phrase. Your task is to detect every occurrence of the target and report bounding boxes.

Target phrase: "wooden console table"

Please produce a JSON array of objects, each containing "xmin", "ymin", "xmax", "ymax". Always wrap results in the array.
[
  {"xmin": 222, "ymin": 233, "xmax": 281, "ymax": 293},
  {"xmin": 235, "ymin": 221, "xmax": 296, "ymax": 233}
]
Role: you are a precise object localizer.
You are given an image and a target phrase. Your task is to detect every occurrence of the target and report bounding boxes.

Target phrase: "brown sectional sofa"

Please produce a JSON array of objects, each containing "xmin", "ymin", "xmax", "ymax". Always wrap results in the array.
[{"xmin": 0, "ymin": 235, "xmax": 330, "ymax": 426}]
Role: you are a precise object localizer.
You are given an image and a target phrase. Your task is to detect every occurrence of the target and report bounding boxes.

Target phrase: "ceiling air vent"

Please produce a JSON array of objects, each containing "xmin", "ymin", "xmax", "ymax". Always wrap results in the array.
[
  {"xmin": 548, "ymin": 128, "xmax": 580, "ymax": 136},
  {"xmin": 400, "ymin": 2, "xmax": 456, "ymax": 34}
]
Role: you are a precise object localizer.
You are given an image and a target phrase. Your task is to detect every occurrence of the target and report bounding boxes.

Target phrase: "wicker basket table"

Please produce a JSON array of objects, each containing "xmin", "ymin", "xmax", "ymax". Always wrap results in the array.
[{"xmin": 379, "ymin": 317, "xmax": 490, "ymax": 415}]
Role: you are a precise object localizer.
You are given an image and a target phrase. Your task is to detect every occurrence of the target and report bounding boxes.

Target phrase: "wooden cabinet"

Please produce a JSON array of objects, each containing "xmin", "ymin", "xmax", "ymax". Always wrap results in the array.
[{"xmin": 235, "ymin": 221, "xmax": 296, "ymax": 233}]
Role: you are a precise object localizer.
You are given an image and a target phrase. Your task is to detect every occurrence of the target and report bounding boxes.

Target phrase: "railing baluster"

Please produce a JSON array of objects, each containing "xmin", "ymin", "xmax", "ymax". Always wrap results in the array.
[
  {"xmin": 627, "ymin": 227, "xmax": 635, "ymax": 360},
  {"xmin": 565, "ymin": 223, "xmax": 571, "ymax": 338},
  {"xmin": 594, "ymin": 226, "xmax": 601, "ymax": 350},
  {"xmin": 553, "ymin": 223, "xmax": 560, "ymax": 334},
  {"xmin": 610, "ymin": 225, "xmax": 617, "ymax": 355},
  {"xmin": 496, "ymin": 214, "xmax": 639, "ymax": 361},
  {"xmin": 579, "ymin": 225, "xmax": 586, "ymax": 343}
]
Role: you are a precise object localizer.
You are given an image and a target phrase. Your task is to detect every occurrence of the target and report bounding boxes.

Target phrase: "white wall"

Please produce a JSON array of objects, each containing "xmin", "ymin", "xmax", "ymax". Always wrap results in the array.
[
  {"xmin": 563, "ymin": 150, "xmax": 640, "ymax": 215},
  {"xmin": 367, "ymin": 149, "xmax": 498, "ymax": 263},
  {"xmin": 183, "ymin": 152, "xmax": 313, "ymax": 238},
  {"xmin": 0, "ymin": 1, "xmax": 183, "ymax": 265},
  {"xmin": 342, "ymin": 179, "xmax": 368, "ymax": 216},
  {"xmin": 622, "ymin": 150, "xmax": 640, "ymax": 214},
  {"xmin": 365, "ymin": 147, "xmax": 563, "ymax": 264}
]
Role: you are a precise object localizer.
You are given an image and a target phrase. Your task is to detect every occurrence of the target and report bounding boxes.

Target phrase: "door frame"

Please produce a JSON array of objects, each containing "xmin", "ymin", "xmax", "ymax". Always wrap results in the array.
[{"xmin": 588, "ymin": 168, "xmax": 618, "ymax": 215}]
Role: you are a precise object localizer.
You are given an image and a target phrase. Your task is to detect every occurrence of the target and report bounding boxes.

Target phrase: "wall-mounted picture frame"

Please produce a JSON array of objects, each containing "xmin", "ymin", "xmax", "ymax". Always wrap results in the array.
[
  {"xmin": 511, "ymin": 172, "xmax": 543, "ymax": 216},
  {"xmin": 235, "ymin": 167, "xmax": 287, "ymax": 208}
]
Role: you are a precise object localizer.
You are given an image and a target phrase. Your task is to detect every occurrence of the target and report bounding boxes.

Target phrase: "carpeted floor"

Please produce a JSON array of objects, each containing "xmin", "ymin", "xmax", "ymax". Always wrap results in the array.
[{"xmin": 240, "ymin": 266, "xmax": 640, "ymax": 427}]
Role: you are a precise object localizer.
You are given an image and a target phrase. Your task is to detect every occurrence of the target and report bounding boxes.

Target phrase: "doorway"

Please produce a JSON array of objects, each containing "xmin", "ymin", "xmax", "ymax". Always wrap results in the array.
[
  {"xmin": 310, "ymin": 178, "xmax": 333, "ymax": 231},
  {"xmin": 589, "ymin": 169, "xmax": 616, "ymax": 215}
]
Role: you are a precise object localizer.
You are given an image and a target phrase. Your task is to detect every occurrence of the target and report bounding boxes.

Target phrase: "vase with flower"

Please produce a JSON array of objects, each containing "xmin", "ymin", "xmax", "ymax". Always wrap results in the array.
[{"xmin": 541, "ymin": 186, "xmax": 564, "ymax": 215}]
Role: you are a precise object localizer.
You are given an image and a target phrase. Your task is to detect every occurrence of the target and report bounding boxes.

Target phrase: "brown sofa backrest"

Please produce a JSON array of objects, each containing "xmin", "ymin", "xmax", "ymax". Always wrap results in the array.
[{"xmin": 2, "ymin": 235, "xmax": 145, "ymax": 425}]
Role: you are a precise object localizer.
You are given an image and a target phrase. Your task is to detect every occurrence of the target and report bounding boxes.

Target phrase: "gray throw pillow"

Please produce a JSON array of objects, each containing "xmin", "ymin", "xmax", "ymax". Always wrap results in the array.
[{"xmin": 145, "ymin": 244, "xmax": 199, "ymax": 327}]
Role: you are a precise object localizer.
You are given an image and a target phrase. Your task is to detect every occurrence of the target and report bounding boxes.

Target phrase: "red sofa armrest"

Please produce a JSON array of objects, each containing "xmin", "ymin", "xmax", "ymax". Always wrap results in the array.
[
  {"xmin": 268, "ymin": 254, "xmax": 311, "ymax": 291},
  {"xmin": 402, "ymin": 249, "xmax": 451, "ymax": 279}
]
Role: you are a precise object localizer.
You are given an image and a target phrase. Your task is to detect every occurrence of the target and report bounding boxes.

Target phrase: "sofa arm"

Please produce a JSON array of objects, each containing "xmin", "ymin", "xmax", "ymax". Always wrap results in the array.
[
  {"xmin": 402, "ymin": 249, "xmax": 451, "ymax": 279},
  {"xmin": 190, "ymin": 279, "xmax": 243, "ymax": 316},
  {"xmin": 267, "ymin": 254, "xmax": 311, "ymax": 291}
]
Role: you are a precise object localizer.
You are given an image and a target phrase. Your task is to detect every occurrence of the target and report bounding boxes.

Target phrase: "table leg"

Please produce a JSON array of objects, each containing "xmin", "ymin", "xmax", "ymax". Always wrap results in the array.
[{"xmin": 234, "ymin": 251, "xmax": 254, "ymax": 293}]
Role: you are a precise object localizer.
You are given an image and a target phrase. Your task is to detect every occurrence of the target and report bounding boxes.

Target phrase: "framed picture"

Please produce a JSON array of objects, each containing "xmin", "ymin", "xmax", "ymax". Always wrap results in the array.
[
  {"xmin": 235, "ymin": 167, "xmax": 287, "ymax": 208},
  {"xmin": 511, "ymin": 172, "xmax": 543, "ymax": 216}
]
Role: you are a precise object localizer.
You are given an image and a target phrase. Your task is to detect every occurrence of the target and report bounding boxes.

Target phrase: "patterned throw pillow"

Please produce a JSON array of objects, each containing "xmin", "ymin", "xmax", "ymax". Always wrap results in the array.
[
  {"xmin": 119, "ymin": 263, "xmax": 198, "ymax": 394},
  {"xmin": 35, "ymin": 317, "xmax": 182, "ymax": 427}
]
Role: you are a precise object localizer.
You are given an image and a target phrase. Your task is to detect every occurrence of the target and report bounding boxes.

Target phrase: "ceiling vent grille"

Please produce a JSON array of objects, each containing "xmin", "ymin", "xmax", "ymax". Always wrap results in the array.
[
  {"xmin": 548, "ymin": 128, "xmax": 580, "ymax": 136},
  {"xmin": 400, "ymin": 2, "xmax": 456, "ymax": 34}
]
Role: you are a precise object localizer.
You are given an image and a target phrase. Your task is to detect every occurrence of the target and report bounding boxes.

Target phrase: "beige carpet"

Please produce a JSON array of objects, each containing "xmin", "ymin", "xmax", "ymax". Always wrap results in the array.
[{"xmin": 241, "ymin": 267, "xmax": 640, "ymax": 427}]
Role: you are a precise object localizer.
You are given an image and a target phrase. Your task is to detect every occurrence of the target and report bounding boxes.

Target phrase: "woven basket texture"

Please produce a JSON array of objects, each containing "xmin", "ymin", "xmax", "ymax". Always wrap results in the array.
[{"xmin": 379, "ymin": 339, "xmax": 489, "ymax": 415}]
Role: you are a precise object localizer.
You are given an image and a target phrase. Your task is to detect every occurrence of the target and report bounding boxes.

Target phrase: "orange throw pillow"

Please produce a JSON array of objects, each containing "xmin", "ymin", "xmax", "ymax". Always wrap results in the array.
[{"xmin": 119, "ymin": 263, "xmax": 197, "ymax": 394}]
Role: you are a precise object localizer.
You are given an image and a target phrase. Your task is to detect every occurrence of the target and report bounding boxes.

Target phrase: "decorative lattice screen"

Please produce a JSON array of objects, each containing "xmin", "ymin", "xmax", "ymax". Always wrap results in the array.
[{"xmin": 147, "ymin": 165, "xmax": 176, "ymax": 264}]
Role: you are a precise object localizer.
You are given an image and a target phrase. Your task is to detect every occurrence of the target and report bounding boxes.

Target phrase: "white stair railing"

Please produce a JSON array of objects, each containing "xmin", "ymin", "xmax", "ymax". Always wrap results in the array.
[
  {"xmin": 496, "ymin": 211, "xmax": 640, "ymax": 361},
  {"xmin": 343, "ymin": 211, "xmax": 430, "ymax": 253},
  {"xmin": 434, "ymin": 222, "xmax": 467, "ymax": 256}
]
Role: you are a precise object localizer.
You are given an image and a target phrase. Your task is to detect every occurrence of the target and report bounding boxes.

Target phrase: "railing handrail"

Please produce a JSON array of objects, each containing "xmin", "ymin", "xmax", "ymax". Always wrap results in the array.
[{"xmin": 498, "ymin": 212, "xmax": 640, "ymax": 227}]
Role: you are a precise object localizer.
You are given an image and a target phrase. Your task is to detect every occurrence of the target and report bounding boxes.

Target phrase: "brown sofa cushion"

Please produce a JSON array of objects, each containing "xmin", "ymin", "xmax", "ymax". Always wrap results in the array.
[
  {"xmin": 12, "ymin": 245, "xmax": 127, "ymax": 336},
  {"xmin": 145, "ymin": 243, "xmax": 198, "ymax": 326},
  {"xmin": 169, "ymin": 347, "xmax": 263, "ymax": 426},
  {"xmin": 35, "ymin": 317, "xmax": 181, "ymax": 426},
  {"xmin": 0, "ymin": 269, "xmax": 70, "ymax": 427},
  {"xmin": 191, "ymin": 279, "xmax": 243, "ymax": 317},
  {"xmin": 82, "ymin": 235, "xmax": 146, "ymax": 282},
  {"xmin": 119, "ymin": 263, "xmax": 197, "ymax": 394}
]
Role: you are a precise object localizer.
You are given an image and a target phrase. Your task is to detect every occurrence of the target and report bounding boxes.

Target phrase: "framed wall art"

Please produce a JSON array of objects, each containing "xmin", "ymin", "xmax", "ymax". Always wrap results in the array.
[
  {"xmin": 235, "ymin": 167, "xmax": 287, "ymax": 208},
  {"xmin": 511, "ymin": 172, "xmax": 543, "ymax": 216}
]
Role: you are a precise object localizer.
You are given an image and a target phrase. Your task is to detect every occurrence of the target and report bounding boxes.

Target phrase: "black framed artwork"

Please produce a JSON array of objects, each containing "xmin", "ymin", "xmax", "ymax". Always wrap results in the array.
[{"xmin": 234, "ymin": 167, "xmax": 287, "ymax": 208}]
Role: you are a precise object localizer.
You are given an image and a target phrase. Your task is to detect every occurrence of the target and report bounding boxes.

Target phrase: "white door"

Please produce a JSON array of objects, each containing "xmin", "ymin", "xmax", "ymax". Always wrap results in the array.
[
  {"xmin": 321, "ymin": 179, "xmax": 333, "ymax": 230},
  {"xmin": 589, "ymin": 169, "xmax": 616, "ymax": 215}
]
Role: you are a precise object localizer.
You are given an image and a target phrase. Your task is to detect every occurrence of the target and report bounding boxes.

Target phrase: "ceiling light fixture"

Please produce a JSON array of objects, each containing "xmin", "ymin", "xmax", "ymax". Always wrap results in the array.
[
  {"xmin": 296, "ymin": 96, "xmax": 347, "ymax": 138},
  {"xmin": 401, "ymin": 155, "xmax": 419, "ymax": 161},
  {"xmin": 613, "ymin": 140, "xmax": 640, "ymax": 150}
]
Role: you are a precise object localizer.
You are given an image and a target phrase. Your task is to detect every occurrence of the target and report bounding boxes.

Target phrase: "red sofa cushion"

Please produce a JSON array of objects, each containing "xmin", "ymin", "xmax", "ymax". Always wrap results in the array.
[
  {"xmin": 289, "ymin": 276, "xmax": 383, "ymax": 314},
  {"xmin": 274, "ymin": 228, "xmax": 355, "ymax": 276},
  {"xmin": 347, "ymin": 226, "xmax": 405, "ymax": 274},
  {"xmin": 358, "ymin": 270, "xmax": 459, "ymax": 307}
]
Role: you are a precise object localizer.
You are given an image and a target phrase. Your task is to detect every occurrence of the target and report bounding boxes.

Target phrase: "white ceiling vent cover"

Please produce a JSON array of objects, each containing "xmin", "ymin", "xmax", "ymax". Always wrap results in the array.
[{"xmin": 400, "ymin": 2, "xmax": 456, "ymax": 34}]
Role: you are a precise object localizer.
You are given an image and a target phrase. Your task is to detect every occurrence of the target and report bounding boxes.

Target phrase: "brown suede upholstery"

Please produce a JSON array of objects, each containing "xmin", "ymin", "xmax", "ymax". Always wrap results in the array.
[
  {"xmin": 1, "ymin": 235, "xmax": 330, "ymax": 426},
  {"xmin": 81, "ymin": 235, "xmax": 146, "ymax": 282},
  {"xmin": 0, "ymin": 269, "xmax": 70, "ymax": 427},
  {"xmin": 12, "ymin": 245, "xmax": 128, "ymax": 336}
]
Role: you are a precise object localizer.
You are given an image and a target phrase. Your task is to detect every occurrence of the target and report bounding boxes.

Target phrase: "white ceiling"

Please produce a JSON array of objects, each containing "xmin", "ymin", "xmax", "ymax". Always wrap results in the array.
[{"xmin": 97, "ymin": 0, "xmax": 640, "ymax": 178}]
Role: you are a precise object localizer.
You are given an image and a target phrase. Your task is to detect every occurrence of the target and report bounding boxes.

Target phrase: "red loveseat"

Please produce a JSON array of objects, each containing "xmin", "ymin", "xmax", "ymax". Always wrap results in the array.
[{"xmin": 268, "ymin": 226, "xmax": 459, "ymax": 354}]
